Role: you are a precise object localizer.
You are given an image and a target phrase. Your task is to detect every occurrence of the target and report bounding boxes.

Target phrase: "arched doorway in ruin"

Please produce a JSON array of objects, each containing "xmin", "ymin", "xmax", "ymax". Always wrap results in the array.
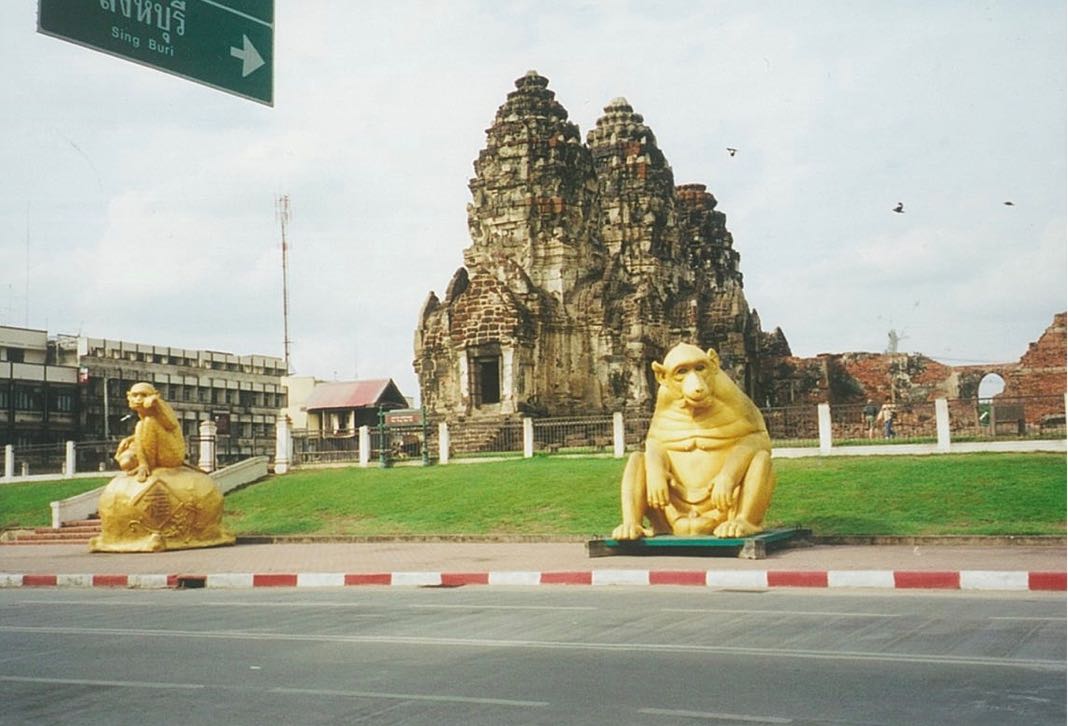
[
  {"xmin": 977, "ymin": 372, "xmax": 1006, "ymax": 400},
  {"xmin": 976, "ymin": 372, "xmax": 1010, "ymax": 432}
]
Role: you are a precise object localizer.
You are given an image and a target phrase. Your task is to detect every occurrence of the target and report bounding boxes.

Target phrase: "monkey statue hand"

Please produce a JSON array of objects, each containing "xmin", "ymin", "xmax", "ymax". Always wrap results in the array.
[
  {"xmin": 646, "ymin": 473, "xmax": 670, "ymax": 510},
  {"xmin": 710, "ymin": 472, "xmax": 737, "ymax": 511},
  {"xmin": 133, "ymin": 462, "xmax": 151, "ymax": 482}
]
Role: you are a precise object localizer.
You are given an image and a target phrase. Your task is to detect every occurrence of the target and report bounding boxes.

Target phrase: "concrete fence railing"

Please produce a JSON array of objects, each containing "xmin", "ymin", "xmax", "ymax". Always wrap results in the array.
[
  {"xmin": 46, "ymin": 457, "xmax": 269, "ymax": 529},
  {"xmin": 4, "ymin": 394, "xmax": 1064, "ymax": 480},
  {"xmin": 275, "ymin": 395, "xmax": 1066, "ymax": 470}
]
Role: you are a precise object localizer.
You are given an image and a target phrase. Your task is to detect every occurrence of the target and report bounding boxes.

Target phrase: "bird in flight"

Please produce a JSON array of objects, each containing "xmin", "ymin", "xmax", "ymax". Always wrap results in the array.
[
  {"xmin": 892, "ymin": 202, "xmax": 904, "ymax": 213},
  {"xmin": 1004, "ymin": 201, "xmax": 1015, "ymax": 206},
  {"xmin": 726, "ymin": 147, "xmax": 737, "ymax": 157}
]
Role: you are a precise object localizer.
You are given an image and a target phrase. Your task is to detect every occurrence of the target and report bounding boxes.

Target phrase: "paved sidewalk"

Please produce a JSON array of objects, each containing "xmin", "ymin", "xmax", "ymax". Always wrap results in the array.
[{"xmin": 1, "ymin": 541, "xmax": 1064, "ymax": 591}]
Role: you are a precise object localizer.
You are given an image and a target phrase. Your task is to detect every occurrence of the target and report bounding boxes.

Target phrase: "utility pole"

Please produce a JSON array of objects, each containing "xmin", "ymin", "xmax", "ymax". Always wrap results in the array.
[
  {"xmin": 276, "ymin": 195, "xmax": 292, "ymax": 374},
  {"xmin": 25, "ymin": 203, "xmax": 31, "ymax": 326}
]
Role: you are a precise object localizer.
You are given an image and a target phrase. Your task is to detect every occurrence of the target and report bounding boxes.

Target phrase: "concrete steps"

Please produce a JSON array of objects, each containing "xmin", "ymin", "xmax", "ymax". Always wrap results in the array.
[{"xmin": 2, "ymin": 518, "xmax": 100, "ymax": 545}]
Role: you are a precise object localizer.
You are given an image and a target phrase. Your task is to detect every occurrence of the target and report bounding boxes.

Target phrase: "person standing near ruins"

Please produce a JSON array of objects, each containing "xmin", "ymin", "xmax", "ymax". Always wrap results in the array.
[
  {"xmin": 863, "ymin": 399, "xmax": 879, "ymax": 439},
  {"xmin": 876, "ymin": 397, "xmax": 897, "ymax": 439}
]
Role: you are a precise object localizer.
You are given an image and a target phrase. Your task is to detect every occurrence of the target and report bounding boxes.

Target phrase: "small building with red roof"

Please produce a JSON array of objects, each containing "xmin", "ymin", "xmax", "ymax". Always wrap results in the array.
[{"xmin": 301, "ymin": 378, "xmax": 408, "ymax": 436}]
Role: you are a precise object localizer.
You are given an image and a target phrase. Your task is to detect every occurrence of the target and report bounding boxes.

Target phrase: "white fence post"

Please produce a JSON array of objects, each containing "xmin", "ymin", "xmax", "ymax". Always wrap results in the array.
[
  {"xmin": 274, "ymin": 417, "xmax": 292, "ymax": 474},
  {"xmin": 198, "ymin": 419, "xmax": 217, "ymax": 473},
  {"xmin": 523, "ymin": 417, "xmax": 534, "ymax": 458},
  {"xmin": 935, "ymin": 398, "xmax": 951, "ymax": 453},
  {"xmin": 817, "ymin": 403, "xmax": 832, "ymax": 454},
  {"xmin": 612, "ymin": 412, "xmax": 625, "ymax": 458},
  {"xmin": 438, "ymin": 422, "xmax": 450, "ymax": 465},
  {"xmin": 4, "ymin": 444, "xmax": 13, "ymax": 479},
  {"xmin": 64, "ymin": 441, "xmax": 76, "ymax": 478},
  {"xmin": 359, "ymin": 425, "xmax": 371, "ymax": 467}
]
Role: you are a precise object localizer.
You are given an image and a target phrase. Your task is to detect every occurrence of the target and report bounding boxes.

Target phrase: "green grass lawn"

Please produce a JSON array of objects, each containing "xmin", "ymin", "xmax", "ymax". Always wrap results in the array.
[
  {"xmin": 0, "ymin": 478, "xmax": 110, "ymax": 530},
  {"xmin": 223, "ymin": 452, "xmax": 1065, "ymax": 537},
  {"xmin": 769, "ymin": 455, "xmax": 1066, "ymax": 536},
  {"xmin": 2, "ymin": 453, "xmax": 1064, "ymax": 536}
]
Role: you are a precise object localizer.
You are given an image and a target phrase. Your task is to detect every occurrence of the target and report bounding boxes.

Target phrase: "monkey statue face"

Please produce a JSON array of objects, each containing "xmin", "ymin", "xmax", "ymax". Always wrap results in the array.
[
  {"xmin": 126, "ymin": 383, "xmax": 158, "ymax": 413},
  {"xmin": 652, "ymin": 343, "xmax": 720, "ymax": 410}
]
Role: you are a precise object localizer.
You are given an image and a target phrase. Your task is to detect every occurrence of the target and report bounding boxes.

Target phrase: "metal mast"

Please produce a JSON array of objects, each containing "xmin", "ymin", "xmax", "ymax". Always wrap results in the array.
[{"xmin": 276, "ymin": 195, "xmax": 292, "ymax": 374}]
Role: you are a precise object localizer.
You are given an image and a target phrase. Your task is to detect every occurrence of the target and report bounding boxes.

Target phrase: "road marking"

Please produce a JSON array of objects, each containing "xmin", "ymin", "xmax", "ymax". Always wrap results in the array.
[
  {"xmin": 9, "ymin": 599, "xmax": 387, "ymax": 612},
  {"xmin": 662, "ymin": 608, "xmax": 902, "ymax": 618},
  {"xmin": 0, "ymin": 675, "xmax": 543, "ymax": 707},
  {"xmin": 207, "ymin": 573, "xmax": 254, "ymax": 589},
  {"xmin": 392, "ymin": 572, "xmax": 441, "ymax": 586},
  {"xmin": 272, "ymin": 686, "xmax": 547, "ymax": 707},
  {"xmin": 408, "ymin": 604, "xmax": 596, "ymax": 611},
  {"xmin": 640, "ymin": 707, "xmax": 791, "ymax": 723},
  {"xmin": 592, "ymin": 570, "xmax": 649, "ymax": 586},
  {"xmin": 488, "ymin": 571, "xmax": 541, "ymax": 586},
  {"xmin": 0, "ymin": 675, "xmax": 203, "ymax": 690},
  {"xmin": 960, "ymin": 571, "xmax": 1029, "ymax": 591},
  {"xmin": 1, "ymin": 626, "xmax": 1061, "ymax": 672},
  {"xmin": 989, "ymin": 616, "xmax": 1065, "ymax": 622},
  {"xmin": 828, "ymin": 570, "xmax": 896, "ymax": 589}
]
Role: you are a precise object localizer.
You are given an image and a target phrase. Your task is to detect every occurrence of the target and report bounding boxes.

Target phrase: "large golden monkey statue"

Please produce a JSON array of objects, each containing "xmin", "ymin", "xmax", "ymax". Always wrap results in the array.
[
  {"xmin": 612, "ymin": 343, "xmax": 776, "ymax": 540},
  {"xmin": 90, "ymin": 383, "xmax": 235, "ymax": 553}
]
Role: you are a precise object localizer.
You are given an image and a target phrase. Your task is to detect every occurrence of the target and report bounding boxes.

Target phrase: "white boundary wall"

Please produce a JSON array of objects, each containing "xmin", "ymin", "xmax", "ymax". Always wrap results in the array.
[{"xmin": 46, "ymin": 457, "xmax": 268, "ymax": 529}]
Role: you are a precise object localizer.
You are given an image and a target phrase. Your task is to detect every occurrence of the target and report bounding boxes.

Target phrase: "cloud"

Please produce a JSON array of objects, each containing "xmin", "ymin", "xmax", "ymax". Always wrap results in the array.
[{"xmin": 1, "ymin": 2, "xmax": 1063, "ymax": 401}]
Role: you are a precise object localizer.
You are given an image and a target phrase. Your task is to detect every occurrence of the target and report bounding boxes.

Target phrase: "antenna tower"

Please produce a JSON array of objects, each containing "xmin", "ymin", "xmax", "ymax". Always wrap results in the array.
[
  {"xmin": 25, "ymin": 203, "xmax": 30, "ymax": 326},
  {"xmin": 276, "ymin": 195, "xmax": 292, "ymax": 374}
]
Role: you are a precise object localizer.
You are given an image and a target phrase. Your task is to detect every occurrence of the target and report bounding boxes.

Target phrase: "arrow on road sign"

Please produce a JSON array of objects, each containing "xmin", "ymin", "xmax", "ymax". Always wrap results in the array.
[{"xmin": 230, "ymin": 35, "xmax": 265, "ymax": 78}]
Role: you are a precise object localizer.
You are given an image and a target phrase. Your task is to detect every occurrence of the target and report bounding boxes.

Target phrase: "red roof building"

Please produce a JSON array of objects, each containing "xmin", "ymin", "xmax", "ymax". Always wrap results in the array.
[{"xmin": 303, "ymin": 379, "xmax": 408, "ymax": 435}]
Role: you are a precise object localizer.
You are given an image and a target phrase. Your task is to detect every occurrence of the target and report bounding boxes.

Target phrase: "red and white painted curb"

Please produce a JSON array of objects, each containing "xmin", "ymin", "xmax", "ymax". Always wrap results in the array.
[{"xmin": 0, "ymin": 570, "xmax": 1064, "ymax": 591}]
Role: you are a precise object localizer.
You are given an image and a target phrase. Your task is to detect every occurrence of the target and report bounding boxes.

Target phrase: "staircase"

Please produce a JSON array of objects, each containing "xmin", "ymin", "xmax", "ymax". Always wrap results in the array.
[
  {"xmin": 446, "ymin": 415, "xmax": 522, "ymax": 456},
  {"xmin": 2, "ymin": 518, "xmax": 100, "ymax": 545},
  {"xmin": 1, "ymin": 459, "xmax": 269, "ymax": 546}
]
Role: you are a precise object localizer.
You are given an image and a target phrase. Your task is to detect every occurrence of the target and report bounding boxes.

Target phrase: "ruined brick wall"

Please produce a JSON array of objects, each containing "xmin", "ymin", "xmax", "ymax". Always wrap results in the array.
[
  {"xmin": 768, "ymin": 352, "xmax": 994, "ymax": 408},
  {"xmin": 761, "ymin": 314, "xmax": 1065, "ymax": 423},
  {"xmin": 1001, "ymin": 312, "xmax": 1066, "ymax": 423}
]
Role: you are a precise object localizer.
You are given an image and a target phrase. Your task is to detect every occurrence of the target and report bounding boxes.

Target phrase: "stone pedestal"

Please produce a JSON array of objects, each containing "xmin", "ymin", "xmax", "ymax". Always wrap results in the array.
[{"xmin": 89, "ymin": 466, "xmax": 235, "ymax": 553}]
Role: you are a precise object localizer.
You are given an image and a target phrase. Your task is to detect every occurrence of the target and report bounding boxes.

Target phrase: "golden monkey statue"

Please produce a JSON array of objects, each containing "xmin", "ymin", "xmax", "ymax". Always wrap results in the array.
[
  {"xmin": 90, "ymin": 382, "xmax": 235, "ymax": 552},
  {"xmin": 114, "ymin": 382, "xmax": 186, "ymax": 481},
  {"xmin": 612, "ymin": 343, "xmax": 776, "ymax": 540}
]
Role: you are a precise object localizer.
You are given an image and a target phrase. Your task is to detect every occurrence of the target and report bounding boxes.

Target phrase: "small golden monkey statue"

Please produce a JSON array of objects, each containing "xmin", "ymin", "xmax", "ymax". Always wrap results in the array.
[{"xmin": 89, "ymin": 382, "xmax": 235, "ymax": 552}]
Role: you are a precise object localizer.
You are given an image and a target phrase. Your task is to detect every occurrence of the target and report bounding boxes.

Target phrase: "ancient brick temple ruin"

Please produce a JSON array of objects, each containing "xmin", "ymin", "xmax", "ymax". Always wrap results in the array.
[
  {"xmin": 414, "ymin": 71, "xmax": 788, "ymax": 424},
  {"xmin": 413, "ymin": 71, "xmax": 1066, "ymax": 431},
  {"xmin": 765, "ymin": 312, "xmax": 1066, "ymax": 431}
]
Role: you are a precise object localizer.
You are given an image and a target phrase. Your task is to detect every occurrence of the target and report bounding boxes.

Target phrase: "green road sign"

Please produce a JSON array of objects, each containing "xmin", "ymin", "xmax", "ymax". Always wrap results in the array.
[{"xmin": 38, "ymin": 0, "xmax": 274, "ymax": 106}]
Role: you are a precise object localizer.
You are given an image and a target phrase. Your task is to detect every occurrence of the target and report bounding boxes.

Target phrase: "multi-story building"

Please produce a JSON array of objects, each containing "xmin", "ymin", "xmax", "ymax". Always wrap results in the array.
[
  {"xmin": 0, "ymin": 326, "xmax": 80, "ymax": 446},
  {"xmin": 54, "ymin": 335, "xmax": 287, "ymax": 462}
]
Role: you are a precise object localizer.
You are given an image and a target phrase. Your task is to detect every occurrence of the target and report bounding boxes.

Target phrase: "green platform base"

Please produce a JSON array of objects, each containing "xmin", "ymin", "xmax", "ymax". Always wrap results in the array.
[{"xmin": 586, "ymin": 527, "xmax": 810, "ymax": 560}]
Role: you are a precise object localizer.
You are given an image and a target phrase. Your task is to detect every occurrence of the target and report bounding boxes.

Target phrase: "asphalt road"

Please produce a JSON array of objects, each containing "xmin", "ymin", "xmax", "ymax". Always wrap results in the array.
[{"xmin": 1, "ymin": 588, "xmax": 1063, "ymax": 726}]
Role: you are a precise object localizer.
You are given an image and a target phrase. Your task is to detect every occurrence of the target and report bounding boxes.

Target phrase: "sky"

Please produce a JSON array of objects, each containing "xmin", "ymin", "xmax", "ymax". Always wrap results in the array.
[{"xmin": 2, "ymin": 1, "xmax": 1065, "ymax": 403}]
